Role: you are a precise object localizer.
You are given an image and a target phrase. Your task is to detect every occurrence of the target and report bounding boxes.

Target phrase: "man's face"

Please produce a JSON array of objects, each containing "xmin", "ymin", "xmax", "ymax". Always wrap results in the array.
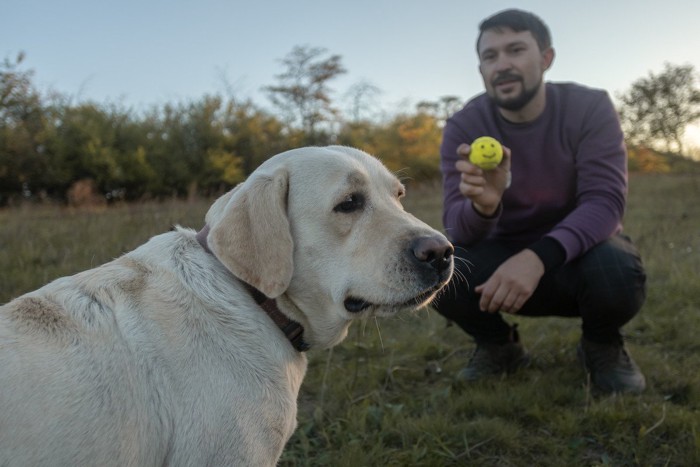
[{"xmin": 477, "ymin": 28, "xmax": 552, "ymax": 111}]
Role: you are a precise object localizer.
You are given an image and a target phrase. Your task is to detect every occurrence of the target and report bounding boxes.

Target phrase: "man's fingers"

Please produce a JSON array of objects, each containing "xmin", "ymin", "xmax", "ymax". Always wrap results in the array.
[
  {"xmin": 476, "ymin": 281, "xmax": 503, "ymax": 312},
  {"xmin": 499, "ymin": 290, "xmax": 525, "ymax": 314}
]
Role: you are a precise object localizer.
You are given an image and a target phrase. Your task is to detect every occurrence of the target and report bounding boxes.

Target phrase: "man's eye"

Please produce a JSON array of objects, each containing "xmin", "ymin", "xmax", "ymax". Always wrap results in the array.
[{"xmin": 334, "ymin": 193, "xmax": 364, "ymax": 213}]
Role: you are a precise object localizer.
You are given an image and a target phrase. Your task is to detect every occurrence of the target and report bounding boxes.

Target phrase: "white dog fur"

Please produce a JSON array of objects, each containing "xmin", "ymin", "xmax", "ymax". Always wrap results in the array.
[{"xmin": 0, "ymin": 146, "xmax": 453, "ymax": 466}]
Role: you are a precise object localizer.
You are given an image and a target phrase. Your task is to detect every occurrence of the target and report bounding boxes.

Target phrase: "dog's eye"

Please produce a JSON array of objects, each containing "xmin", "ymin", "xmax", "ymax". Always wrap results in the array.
[{"xmin": 334, "ymin": 193, "xmax": 364, "ymax": 213}]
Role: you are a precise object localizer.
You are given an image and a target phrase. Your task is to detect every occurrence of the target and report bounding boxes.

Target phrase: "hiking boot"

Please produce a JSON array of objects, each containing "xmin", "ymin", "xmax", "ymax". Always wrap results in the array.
[
  {"xmin": 577, "ymin": 337, "xmax": 646, "ymax": 394},
  {"xmin": 456, "ymin": 326, "xmax": 530, "ymax": 382}
]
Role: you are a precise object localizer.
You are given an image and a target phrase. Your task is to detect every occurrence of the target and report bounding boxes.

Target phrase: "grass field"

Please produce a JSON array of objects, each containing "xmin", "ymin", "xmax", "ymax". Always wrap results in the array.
[{"xmin": 1, "ymin": 173, "xmax": 699, "ymax": 466}]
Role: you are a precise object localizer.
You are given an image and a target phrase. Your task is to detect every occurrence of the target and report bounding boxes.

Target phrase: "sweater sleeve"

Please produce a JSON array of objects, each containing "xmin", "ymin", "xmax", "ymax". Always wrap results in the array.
[{"xmin": 545, "ymin": 90, "xmax": 627, "ymax": 262}]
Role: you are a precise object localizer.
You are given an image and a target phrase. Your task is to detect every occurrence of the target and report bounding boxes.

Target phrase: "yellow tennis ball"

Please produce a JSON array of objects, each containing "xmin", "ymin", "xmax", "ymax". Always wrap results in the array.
[{"xmin": 469, "ymin": 136, "xmax": 503, "ymax": 170}]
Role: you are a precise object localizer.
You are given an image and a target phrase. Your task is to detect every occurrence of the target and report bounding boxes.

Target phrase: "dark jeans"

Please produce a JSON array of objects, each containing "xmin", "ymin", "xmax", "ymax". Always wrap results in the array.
[{"xmin": 433, "ymin": 234, "xmax": 647, "ymax": 345}]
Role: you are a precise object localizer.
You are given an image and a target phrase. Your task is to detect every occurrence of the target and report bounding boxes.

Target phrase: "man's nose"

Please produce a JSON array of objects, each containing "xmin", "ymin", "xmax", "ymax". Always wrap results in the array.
[{"xmin": 493, "ymin": 53, "xmax": 513, "ymax": 72}]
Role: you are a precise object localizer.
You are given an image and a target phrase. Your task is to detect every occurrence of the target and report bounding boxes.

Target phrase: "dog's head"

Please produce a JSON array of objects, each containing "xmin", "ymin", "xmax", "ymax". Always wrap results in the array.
[{"xmin": 204, "ymin": 146, "xmax": 454, "ymax": 349}]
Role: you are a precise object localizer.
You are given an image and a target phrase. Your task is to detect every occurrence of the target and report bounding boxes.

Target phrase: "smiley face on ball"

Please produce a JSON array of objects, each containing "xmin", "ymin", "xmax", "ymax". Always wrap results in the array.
[{"xmin": 469, "ymin": 136, "xmax": 503, "ymax": 170}]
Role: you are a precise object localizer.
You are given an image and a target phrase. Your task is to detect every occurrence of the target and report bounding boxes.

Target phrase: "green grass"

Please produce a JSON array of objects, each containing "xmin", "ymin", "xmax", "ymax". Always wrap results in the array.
[{"xmin": 1, "ymin": 174, "xmax": 699, "ymax": 466}]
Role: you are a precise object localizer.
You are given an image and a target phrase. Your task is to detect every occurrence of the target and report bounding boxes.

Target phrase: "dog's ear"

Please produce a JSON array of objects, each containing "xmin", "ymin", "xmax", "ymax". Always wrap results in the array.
[{"xmin": 207, "ymin": 167, "xmax": 293, "ymax": 298}]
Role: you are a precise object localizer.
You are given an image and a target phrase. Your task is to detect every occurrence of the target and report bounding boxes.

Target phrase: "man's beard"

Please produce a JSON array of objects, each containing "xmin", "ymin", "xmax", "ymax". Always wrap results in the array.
[{"xmin": 489, "ymin": 73, "xmax": 541, "ymax": 111}]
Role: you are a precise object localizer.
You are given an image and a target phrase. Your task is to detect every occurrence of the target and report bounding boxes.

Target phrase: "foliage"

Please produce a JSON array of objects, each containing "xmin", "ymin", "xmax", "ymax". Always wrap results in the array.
[
  {"xmin": 627, "ymin": 146, "xmax": 671, "ymax": 173},
  {"xmin": 371, "ymin": 112, "xmax": 444, "ymax": 179},
  {"xmin": 1, "ymin": 173, "xmax": 698, "ymax": 466},
  {"xmin": 617, "ymin": 62, "xmax": 700, "ymax": 154},
  {"xmin": 0, "ymin": 50, "xmax": 447, "ymax": 205},
  {"xmin": 0, "ymin": 52, "xmax": 56, "ymax": 201},
  {"xmin": 627, "ymin": 145, "xmax": 700, "ymax": 174},
  {"xmin": 336, "ymin": 111, "xmax": 444, "ymax": 180},
  {"xmin": 2, "ymin": 51, "xmax": 700, "ymax": 206}
]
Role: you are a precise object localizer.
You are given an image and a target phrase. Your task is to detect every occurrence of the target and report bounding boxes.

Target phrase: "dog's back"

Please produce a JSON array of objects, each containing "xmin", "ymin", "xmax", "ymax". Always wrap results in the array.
[
  {"xmin": 0, "ymin": 249, "xmax": 171, "ymax": 465},
  {"xmin": 0, "ymin": 229, "xmax": 304, "ymax": 466}
]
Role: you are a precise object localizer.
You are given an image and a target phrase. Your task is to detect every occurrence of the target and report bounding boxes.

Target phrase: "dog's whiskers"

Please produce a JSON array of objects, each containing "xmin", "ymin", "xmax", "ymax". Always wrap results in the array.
[{"xmin": 374, "ymin": 317, "xmax": 385, "ymax": 352}]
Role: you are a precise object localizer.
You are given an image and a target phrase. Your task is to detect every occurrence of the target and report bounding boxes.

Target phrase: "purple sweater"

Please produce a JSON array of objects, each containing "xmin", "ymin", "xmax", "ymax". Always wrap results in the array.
[{"xmin": 440, "ymin": 82, "xmax": 628, "ymax": 264}]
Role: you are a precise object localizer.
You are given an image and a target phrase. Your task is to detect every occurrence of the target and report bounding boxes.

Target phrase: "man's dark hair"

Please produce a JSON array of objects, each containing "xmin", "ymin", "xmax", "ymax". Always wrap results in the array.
[{"xmin": 477, "ymin": 9, "xmax": 552, "ymax": 53}]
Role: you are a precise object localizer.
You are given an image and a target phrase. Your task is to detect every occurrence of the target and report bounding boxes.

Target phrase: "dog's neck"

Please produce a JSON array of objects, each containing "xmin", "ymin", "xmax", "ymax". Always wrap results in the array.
[{"xmin": 195, "ymin": 225, "xmax": 309, "ymax": 352}]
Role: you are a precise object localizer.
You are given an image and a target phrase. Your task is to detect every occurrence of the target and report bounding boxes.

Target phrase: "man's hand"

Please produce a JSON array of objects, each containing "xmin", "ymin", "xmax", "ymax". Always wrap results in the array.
[
  {"xmin": 455, "ymin": 143, "xmax": 511, "ymax": 216},
  {"xmin": 475, "ymin": 249, "xmax": 544, "ymax": 313}
]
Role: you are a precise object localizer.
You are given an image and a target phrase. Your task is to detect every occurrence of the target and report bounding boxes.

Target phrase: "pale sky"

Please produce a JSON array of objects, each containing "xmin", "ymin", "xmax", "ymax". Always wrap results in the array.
[{"xmin": 3, "ymin": 0, "xmax": 700, "ymax": 145}]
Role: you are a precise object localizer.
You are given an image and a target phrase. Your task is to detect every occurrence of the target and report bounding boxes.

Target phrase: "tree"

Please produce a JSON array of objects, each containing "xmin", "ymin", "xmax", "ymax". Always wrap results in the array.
[
  {"xmin": 264, "ymin": 45, "xmax": 346, "ymax": 141},
  {"xmin": 0, "ymin": 52, "xmax": 54, "ymax": 204},
  {"xmin": 416, "ymin": 95, "xmax": 463, "ymax": 127},
  {"xmin": 144, "ymin": 96, "xmax": 230, "ymax": 198},
  {"xmin": 617, "ymin": 63, "xmax": 700, "ymax": 154},
  {"xmin": 49, "ymin": 102, "xmax": 157, "ymax": 200},
  {"xmin": 344, "ymin": 79, "xmax": 382, "ymax": 123}
]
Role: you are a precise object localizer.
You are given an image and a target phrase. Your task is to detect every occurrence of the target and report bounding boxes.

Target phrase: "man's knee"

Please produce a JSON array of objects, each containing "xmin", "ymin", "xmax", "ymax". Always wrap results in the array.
[
  {"xmin": 578, "ymin": 235, "xmax": 646, "ymax": 321},
  {"xmin": 433, "ymin": 242, "xmax": 516, "ymax": 319}
]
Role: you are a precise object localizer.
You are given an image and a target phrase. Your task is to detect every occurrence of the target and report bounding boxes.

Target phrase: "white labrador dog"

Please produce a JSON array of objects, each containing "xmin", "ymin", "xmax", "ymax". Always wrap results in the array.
[{"xmin": 0, "ymin": 146, "xmax": 453, "ymax": 466}]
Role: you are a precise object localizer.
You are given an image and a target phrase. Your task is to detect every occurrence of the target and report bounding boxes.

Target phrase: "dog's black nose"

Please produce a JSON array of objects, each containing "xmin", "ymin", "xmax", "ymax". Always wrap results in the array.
[{"xmin": 411, "ymin": 235, "xmax": 454, "ymax": 273}]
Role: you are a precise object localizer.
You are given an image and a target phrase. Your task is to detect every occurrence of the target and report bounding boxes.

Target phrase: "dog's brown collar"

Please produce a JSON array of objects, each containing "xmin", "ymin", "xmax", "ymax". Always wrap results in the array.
[{"xmin": 195, "ymin": 224, "xmax": 309, "ymax": 352}]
